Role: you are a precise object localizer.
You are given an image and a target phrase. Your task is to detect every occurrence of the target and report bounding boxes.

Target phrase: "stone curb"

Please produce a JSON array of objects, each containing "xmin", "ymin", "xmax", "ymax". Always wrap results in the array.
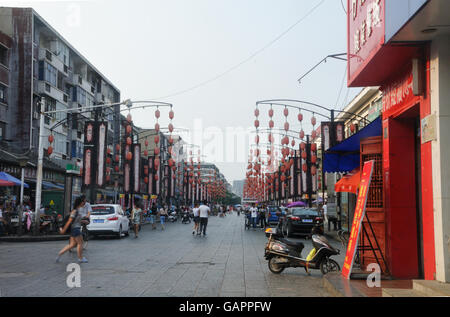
[{"xmin": 0, "ymin": 235, "xmax": 70, "ymax": 242}]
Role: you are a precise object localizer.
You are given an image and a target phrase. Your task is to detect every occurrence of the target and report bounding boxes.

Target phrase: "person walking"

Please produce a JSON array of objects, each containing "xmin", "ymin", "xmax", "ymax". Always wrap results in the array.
[
  {"xmin": 198, "ymin": 201, "xmax": 210, "ymax": 236},
  {"xmin": 131, "ymin": 201, "xmax": 143, "ymax": 238},
  {"xmin": 159, "ymin": 205, "xmax": 168, "ymax": 230},
  {"xmin": 249, "ymin": 203, "xmax": 258, "ymax": 231},
  {"xmin": 259, "ymin": 206, "xmax": 266, "ymax": 229},
  {"xmin": 56, "ymin": 196, "xmax": 88, "ymax": 263},
  {"xmin": 150, "ymin": 203, "xmax": 157, "ymax": 230},
  {"xmin": 192, "ymin": 203, "xmax": 200, "ymax": 235}
]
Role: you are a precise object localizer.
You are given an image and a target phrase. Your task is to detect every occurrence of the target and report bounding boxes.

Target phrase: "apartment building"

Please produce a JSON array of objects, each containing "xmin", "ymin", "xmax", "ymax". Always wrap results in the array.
[{"xmin": 0, "ymin": 7, "xmax": 120, "ymax": 211}]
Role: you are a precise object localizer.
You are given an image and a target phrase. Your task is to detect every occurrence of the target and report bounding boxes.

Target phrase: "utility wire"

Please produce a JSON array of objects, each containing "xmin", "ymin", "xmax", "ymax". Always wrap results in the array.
[
  {"xmin": 153, "ymin": 0, "xmax": 326, "ymax": 100},
  {"xmin": 334, "ymin": 65, "xmax": 347, "ymax": 109}
]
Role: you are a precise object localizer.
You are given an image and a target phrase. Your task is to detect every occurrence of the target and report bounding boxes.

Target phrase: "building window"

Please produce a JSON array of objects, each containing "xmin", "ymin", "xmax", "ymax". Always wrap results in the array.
[
  {"xmin": 0, "ymin": 85, "xmax": 6, "ymax": 104},
  {"xmin": 0, "ymin": 122, "xmax": 5, "ymax": 140},
  {"xmin": 44, "ymin": 98, "xmax": 56, "ymax": 125},
  {"xmin": 0, "ymin": 45, "xmax": 7, "ymax": 66},
  {"xmin": 76, "ymin": 87, "xmax": 86, "ymax": 106}
]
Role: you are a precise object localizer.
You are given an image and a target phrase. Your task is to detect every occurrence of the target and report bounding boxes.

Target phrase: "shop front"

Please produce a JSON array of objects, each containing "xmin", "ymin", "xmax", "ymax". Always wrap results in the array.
[{"xmin": 346, "ymin": 0, "xmax": 447, "ymax": 280}]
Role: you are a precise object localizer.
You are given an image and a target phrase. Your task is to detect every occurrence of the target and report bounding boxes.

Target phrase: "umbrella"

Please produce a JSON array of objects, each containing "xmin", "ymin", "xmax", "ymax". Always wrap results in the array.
[
  {"xmin": 0, "ymin": 179, "xmax": 15, "ymax": 187},
  {"xmin": 0, "ymin": 172, "xmax": 29, "ymax": 188},
  {"xmin": 287, "ymin": 201, "xmax": 307, "ymax": 208}
]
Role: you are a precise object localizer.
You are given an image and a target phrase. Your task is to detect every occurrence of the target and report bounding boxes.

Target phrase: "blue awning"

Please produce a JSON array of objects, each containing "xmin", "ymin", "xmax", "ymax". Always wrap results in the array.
[
  {"xmin": 0, "ymin": 172, "xmax": 29, "ymax": 188},
  {"xmin": 42, "ymin": 181, "xmax": 64, "ymax": 190},
  {"xmin": 324, "ymin": 117, "xmax": 382, "ymax": 173}
]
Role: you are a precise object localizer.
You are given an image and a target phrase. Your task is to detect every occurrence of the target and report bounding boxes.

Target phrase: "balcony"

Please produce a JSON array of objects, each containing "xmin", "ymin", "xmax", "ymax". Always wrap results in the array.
[
  {"xmin": 37, "ymin": 81, "xmax": 69, "ymax": 105},
  {"xmin": 0, "ymin": 63, "xmax": 9, "ymax": 86},
  {"xmin": 38, "ymin": 47, "xmax": 68, "ymax": 77}
]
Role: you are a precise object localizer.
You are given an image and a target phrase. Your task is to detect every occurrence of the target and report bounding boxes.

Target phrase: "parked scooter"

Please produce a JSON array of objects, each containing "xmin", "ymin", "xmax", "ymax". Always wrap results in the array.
[
  {"xmin": 168, "ymin": 211, "xmax": 177, "ymax": 223},
  {"xmin": 264, "ymin": 215, "xmax": 341, "ymax": 275},
  {"xmin": 181, "ymin": 212, "xmax": 191, "ymax": 224}
]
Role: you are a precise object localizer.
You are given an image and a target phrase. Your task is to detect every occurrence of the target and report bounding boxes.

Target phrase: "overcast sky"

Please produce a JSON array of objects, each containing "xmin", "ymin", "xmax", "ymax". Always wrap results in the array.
[{"xmin": 2, "ymin": 0, "xmax": 360, "ymax": 184}]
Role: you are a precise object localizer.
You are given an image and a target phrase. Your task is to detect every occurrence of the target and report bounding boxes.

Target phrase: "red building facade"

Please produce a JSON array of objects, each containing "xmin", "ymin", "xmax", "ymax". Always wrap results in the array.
[{"xmin": 347, "ymin": 0, "xmax": 449, "ymax": 281}]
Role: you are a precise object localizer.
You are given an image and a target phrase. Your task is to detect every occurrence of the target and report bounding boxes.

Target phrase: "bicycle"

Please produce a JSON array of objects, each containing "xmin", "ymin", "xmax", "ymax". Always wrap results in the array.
[
  {"xmin": 81, "ymin": 217, "xmax": 90, "ymax": 250},
  {"xmin": 337, "ymin": 229, "xmax": 360, "ymax": 265}
]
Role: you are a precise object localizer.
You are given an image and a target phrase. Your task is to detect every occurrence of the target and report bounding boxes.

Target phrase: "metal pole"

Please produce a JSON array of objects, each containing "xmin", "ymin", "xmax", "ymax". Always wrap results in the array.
[
  {"xmin": 18, "ymin": 167, "xmax": 25, "ymax": 236},
  {"xmin": 34, "ymin": 97, "xmax": 45, "ymax": 235}
]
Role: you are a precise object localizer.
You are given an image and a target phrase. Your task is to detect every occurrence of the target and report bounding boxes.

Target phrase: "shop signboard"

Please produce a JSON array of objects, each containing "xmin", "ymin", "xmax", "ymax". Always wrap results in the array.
[
  {"xmin": 342, "ymin": 160, "xmax": 375, "ymax": 279},
  {"xmin": 348, "ymin": 0, "xmax": 385, "ymax": 86}
]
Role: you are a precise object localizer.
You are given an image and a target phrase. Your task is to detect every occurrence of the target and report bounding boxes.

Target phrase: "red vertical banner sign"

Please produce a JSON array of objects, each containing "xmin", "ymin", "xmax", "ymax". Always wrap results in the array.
[
  {"xmin": 342, "ymin": 160, "xmax": 375, "ymax": 279},
  {"xmin": 132, "ymin": 144, "xmax": 141, "ymax": 193},
  {"xmin": 96, "ymin": 122, "xmax": 108, "ymax": 187},
  {"xmin": 82, "ymin": 122, "xmax": 95, "ymax": 189}
]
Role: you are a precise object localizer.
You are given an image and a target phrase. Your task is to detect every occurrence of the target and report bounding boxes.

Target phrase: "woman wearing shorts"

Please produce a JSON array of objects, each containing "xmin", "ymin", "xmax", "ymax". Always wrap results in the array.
[
  {"xmin": 192, "ymin": 203, "xmax": 200, "ymax": 235},
  {"xmin": 131, "ymin": 202, "xmax": 143, "ymax": 238},
  {"xmin": 56, "ymin": 196, "xmax": 88, "ymax": 263},
  {"xmin": 159, "ymin": 206, "xmax": 168, "ymax": 230}
]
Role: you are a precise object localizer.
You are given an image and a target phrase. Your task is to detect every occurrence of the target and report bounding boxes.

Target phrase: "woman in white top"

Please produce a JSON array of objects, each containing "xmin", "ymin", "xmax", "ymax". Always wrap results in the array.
[{"xmin": 192, "ymin": 203, "xmax": 200, "ymax": 235}]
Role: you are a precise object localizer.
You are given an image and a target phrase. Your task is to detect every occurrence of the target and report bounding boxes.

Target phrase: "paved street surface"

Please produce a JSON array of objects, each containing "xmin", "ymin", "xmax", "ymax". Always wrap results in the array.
[{"xmin": 0, "ymin": 213, "xmax": 345, "ymax": 297}]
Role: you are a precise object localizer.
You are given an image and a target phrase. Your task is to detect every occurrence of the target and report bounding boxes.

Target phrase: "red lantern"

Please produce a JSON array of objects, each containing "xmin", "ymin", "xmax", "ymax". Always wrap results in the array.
[
  {"xmin": 302, "ymin": 163, "xmax": 308, "ymax": 172},
  {"xmin": 106, "ymin": 157, "xmax": 111, "ymax": 165},
  {"xmin": 311, "ymin": 143, "xmax": 317, "ymax": 152},
  {"xmin": 145, "ymin": 139, "xmax": 149, "ymax": 147},
  {"xmin": 154, "ymin": 135, "xmax": 160, "ymax": 144},
  {"xmin": 154, "ymin": 174, "xmax": 159, "ymax": 181},
  {"xmin": 312, "ymin": 130, "xmax": 317, "ymax": 139},
  {"xmin": 48, "ymin": 135, "xmax": 54, "ymax": 144},
  {"xmin": 298, "ymin": 113, "xmax": 303, "ymax": 122},
  {"xmin": 284, "ymin": 122, "xmax": 289, "ymax": 131},
  {"xmin": 291, "ymin": 139, "xmax": 296, "ymax": 147},
  {"xmin": 126, "ymin": 151, "xmax": 132, "ymax": 161},
  {"xmin": 126, "ymin": 125, "xmax": 132, "ymax": 135},
  {"xmin": 155, "ymin": 123, "xmax": 160, "ymax": 132},
  {"xmin": 168, "ymin": 123, "xmax": 174, "ymax": 133},
  {"xmin": 311, "ymin": 116, "xmax": 317, "ymax": 126},
  {"xmin": 254, "ymin": 109, "xmax": 260, "ymax": 117},
  {"xmin": 311, "ymin": 155, "xmax": 317, "ymax": 164},
  {"xmin": 254, "ymin": 119, "xmax": 260, "ymax": 128},
  {"xmin": 269, "ymin": 120, "xmax": 274, "ymax": 129},
  {"xmin": 300, "ymin": 130, "xmax": 305, "ymax": 140},
  {"xmin": 283, "ymin": 108, "xmax": 289, "ymax": 117},
  {"xmin": 311, "ymin": 166, "xmax": 317, "ymax": 176},
  {"xmin": 144, "ymin": 177, "xmax": 148, "ymax": 184},
  {"xmin": 169, "ymin": 110, "xmax": 174, "ymax": 120},
  {"xmin": 144, "ymin": 150, "xmax": 148, "ymax": 157},
  {"xmin": 114, "ymin": 166, "xmax": 119, "ymax": 172},
  {"xmin": 47, "ymin": 146, "xmax": 53, "ymax": 155},
  {"xmin": 126, "ymin": 113, "xmax": 132, "ymax": 123},
  {"xmin": 115, "ymin": 144, "xmax": 120, "ymax": 152},
  {"xmin": 268, "ymin": 109, "xmax": 274, "ymax": 118},
  {"xmin": 155, "ymin": 109, "xmax": 160, "ymax": 119},
  {"xmin": 301, "ymin": 151, "xmax": 307, "ymax": 159},
  {"xmin": 350, "ymin": 123, "xmax": 356, "ymax": 133},
  {"xmin": 126, "ymin": 137, "xmax": 132, "ymax": 145},
  {"xmin": 300, "ymin": 142, "xmax": 306, "ymax": 150}
]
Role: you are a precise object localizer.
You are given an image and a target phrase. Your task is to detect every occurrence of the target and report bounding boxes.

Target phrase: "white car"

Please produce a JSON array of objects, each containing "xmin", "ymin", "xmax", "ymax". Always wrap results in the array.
[{"xmin": 87, "ymin": 204, "xmax": 130, "ymax": 238}]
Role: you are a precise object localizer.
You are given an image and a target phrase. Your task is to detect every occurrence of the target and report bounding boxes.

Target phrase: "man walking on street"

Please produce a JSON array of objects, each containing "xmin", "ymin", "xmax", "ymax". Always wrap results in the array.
[
  {"xmin": 249, "ymin": 203, "xmax": 258, "ymax": 231},
  {"xmin": 198, "ymin": 201, "xmax": 210, "ymax": 236}
]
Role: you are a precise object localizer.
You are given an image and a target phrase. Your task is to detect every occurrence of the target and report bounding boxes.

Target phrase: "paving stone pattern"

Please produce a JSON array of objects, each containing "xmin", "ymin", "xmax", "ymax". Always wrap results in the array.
[{"xmin": 0, "ymin": 213, "xmax": 345, "ymax": 297}]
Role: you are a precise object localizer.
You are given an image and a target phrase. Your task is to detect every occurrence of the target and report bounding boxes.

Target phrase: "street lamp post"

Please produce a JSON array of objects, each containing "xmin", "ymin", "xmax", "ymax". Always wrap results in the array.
[
  {"xmin": 34, "ymin": 97, "xmax": 131, "ymax": 235},
  {"xmin": 17, "ymin": 155, "xmax": 29, "ymax": 236}
]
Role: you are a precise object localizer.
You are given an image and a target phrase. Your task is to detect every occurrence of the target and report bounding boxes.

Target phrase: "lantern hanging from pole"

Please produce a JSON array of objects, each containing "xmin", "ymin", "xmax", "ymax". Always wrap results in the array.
[
  {"xmin": 268, "ymin": 109, "xmax": 274, "ymax": 118},
  {"xmin": 155, "ymin": 109, "xmax": 160, "ymax": 119}
]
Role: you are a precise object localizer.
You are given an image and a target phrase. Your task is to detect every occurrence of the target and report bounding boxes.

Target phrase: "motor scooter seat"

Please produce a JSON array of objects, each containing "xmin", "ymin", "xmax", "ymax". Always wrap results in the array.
[{"xmin": 278, "ymin": 238, "xmax": 305, "ymax": 250}]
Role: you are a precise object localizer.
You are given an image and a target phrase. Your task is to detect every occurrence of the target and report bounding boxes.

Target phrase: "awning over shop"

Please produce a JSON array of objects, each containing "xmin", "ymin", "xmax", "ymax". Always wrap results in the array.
[
  {"xmin": 42, "ymin": 181, "xmax": 64, "ymax": 190},
  {"xmin": 324, "ymin": 117, "xmax": 382, "ymax": 173},
  {"xmin": 25, "ymin": 179, "xmax": 64, "ymax": 190},
  {"xmin": 0, "ymin": 172, "xmax": 29, "ymax": 188},
  {"xmin": 335, "ymin": 169, "xmax": 361, "ymax": 195}
]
